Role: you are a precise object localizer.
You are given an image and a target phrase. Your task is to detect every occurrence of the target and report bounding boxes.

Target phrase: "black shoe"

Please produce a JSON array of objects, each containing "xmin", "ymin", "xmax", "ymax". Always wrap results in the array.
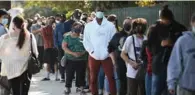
[
  {"xmin": 64, "ymin": 88, "xmax": 71, "ymax": 95},
  {"xmin": 42, "ymin": 78, "xmax": 50, "ymax": 81},
  {"xmin": 80, "ymin": 91, "xmax": 86, "ymax": 95},
  {"xmin": 84, "ymin": 86, "xmax": 89, "ymax": 89},
  {"xmin": 60, "ymin": 79, "xmax": 65, "ymax": 83}
]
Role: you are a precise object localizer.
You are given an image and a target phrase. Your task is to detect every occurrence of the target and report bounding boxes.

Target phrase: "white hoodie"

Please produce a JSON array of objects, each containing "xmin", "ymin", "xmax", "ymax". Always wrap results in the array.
[{"xmin": 83, "ymin": 18, "xmax": 116, "ymax": 60}]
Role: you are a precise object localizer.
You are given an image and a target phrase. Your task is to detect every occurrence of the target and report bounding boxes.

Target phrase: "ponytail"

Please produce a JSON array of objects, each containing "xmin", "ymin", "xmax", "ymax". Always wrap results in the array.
[
  {"xmin": 13, "ymin": 16, "xmax": 26, "ymax": 49},
  {"xmin": 17, "ymin": 27, "xmax": 26, "ymax": 49}
]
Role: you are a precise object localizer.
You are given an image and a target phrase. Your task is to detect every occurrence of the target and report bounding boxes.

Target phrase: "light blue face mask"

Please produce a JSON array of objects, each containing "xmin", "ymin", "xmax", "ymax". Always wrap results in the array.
[
  {"xmin": 96, "ymin": 12, "xmax": 104, "ymax": 19},
  {"xmin": 1, "ymin": 18, "xmax": 8, "ymax": 25}
]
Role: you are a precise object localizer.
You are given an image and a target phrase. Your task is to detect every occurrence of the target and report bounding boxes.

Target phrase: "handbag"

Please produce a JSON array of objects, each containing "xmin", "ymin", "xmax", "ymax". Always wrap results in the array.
[
  {"xmin": 60, "ymin": 55, "xmax": 67, "ymax": 67},
  {"xmin": 132, "ymin": 35, "xmax": 146, "ymax": 80},
  {"xmin": 27, "ymin": 34, "xmax": 41, "ymax": 75}
]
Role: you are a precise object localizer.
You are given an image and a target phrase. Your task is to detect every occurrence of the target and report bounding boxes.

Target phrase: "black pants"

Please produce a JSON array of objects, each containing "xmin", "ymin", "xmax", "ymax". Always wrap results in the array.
[
  {"xmin": 58, "ymin": 47, "xmax": 65, "ymax": 79},
  {"xmin": 38, "ymin": 46, "xmax": 44, "ymax": 68},
  {"xmin": 9, "ymin": 71, "xmax": 32, "ymax": 95},
  {"xmin": 116, "ymin": 58, "xmax": 127, "ymax": 95},
  {"xmin": 127, "ymin": 77, "xmax": 145, "ymax": 95},
  {"xmin": 65, "ymin": 60, "xmax": 86, "ymax": 88}
]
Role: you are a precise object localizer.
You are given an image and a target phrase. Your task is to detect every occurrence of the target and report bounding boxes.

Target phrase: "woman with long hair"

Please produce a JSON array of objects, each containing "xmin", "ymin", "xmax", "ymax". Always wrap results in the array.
[{"xmin": 0, "ymin": 16, "xmax": 38, "ymax": 95}]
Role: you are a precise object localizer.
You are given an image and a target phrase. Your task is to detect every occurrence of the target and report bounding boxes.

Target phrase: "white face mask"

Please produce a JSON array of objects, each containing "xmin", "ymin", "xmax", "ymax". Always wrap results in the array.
[
  {"xmin": 55, "ymin": 20, "xmax": 60, "ymax": 23},
  {"xmin": 37, "ymin": 21, "xmax": 42, "ymax": 25},
  {"xmin": 96, "ymin": 12, "xmax": 104, "ymax": 19},
  {"xmin": 1, "ymin": 18, "xmax": 8, "ymax": 25}
]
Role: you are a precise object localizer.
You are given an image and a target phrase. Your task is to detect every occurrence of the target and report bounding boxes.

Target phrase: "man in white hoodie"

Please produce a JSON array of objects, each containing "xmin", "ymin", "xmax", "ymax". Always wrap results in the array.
[{"xmin": 83, "ymin": 7, "xmax": 116, "ymax": 95}]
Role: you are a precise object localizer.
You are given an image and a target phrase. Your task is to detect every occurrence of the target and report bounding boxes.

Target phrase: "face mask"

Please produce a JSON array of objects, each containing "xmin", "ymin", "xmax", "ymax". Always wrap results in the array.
[
  {"xmin": 55, "ymin": 20, "xmax": 60, "ymax": 23},
  {"xmin": 1, "ymin": 18, "xmax": 8, "ymax": 25},
  {"xmin": 192, "ymin": 26, "xmax": 195, "ymax": 33},
  {"xmin": 96, "ymin": 12, "xmax": 104, "ymax": 19},
  {"xmin": 37, "ymin": 21, "xmax": 42, "ymax": 25},
  {"xmin": 72, "ymin": 27, "xmax": 82, "ymax": 33},
  {"xmin": 124, "ymin": 24, "xmax": 131, "ymax": 32}
]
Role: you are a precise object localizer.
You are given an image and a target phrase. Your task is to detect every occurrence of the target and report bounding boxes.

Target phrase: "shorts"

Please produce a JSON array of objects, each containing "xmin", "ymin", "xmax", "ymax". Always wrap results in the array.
[{"xmin": 43, "ymin": 48, "xmax": 58, "ymax": 65}]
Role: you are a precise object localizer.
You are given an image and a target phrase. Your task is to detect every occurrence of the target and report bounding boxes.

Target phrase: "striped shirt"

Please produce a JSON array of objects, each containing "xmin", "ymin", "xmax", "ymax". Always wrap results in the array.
[{"xmin": 0, "ymin": 32, "xmax": 38, "ymax": 79}]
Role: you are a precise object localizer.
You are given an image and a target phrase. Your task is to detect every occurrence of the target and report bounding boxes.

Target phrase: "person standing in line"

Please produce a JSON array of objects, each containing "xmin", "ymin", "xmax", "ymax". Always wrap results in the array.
[
  {"xmin": 0, "ymin": 16, "xmax": 38, "ymax": 95},
  {"xmin": 31, "ymin": 17, "xmax": 44, "ymax": 69},
  {"xmin": 62, "ymin": 22, "xmax": 87, "ymax": 95},
  {"xmin": 0, "ymin": 9, "xmax": 10, "ymax": 95},
  {"xmin": 54, "ymin": 14, "xmax": 67, "ymax": 83},
  {"xmin": 167, "ymin": 14, "xmax": 195, "ymax": 95},
  {"xmin": 83, "ymin": 7, "xmax": 116, "ymax": 95},
  {"xmin": 108, "ymin": 17, "xmax": 132, "ymax": 95},
  {"xmin": 104, "ymin": 14, "xmax": 121, "ymax": 95},
  {"xmin": 140, "ymin": 25, "xmax": 155, "ymax": 95},
  {"xmin": 121, "ymin": 18, "xmax": 147, "ymax": 95},
  {"xmin": 33, "ymin": 17, "xmax": 60, "ymax": 81},
  {"xmin": 151, "ymin": 5, "xmax": 187, "ymax": 95}
]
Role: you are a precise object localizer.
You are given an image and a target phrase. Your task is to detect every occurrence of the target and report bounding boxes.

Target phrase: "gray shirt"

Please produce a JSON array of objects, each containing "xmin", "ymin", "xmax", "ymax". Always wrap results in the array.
[{"xmin": 31, "ymin": 24, "xmax": 44, "ymax": 46}]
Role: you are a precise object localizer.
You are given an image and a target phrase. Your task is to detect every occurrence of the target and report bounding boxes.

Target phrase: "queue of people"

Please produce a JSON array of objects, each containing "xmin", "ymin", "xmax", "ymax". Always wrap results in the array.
[{"xmin": 0, "ymin": 4, "xmax": 195, "ymax": 95}]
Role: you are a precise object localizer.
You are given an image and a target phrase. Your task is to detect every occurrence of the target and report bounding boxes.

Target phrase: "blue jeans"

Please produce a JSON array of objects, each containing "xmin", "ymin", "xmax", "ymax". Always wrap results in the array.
[
  {"xmin": 145, "ymin": 73, "xmax": 152, "ymax": 95},
  {"xmin": 98, "ymin": 66, "xmax": 105, "ymax": 90},
  {"xmin": 152, "ymin": 73, "xmax": 168, "ymax": 95},
  {"xmin": 104, "ymin": 68, "xmax": 120, "ymax": 93}
]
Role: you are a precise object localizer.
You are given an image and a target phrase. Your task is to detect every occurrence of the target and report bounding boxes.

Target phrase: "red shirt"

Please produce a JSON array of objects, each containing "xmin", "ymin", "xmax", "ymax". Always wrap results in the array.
[
  {"xmin": 40, "ymin": 25, "xmax": 54, "ymax": 49},
  {"xmin": 146, "ymin": 47, "xmax": 152, "ymax": 75}
]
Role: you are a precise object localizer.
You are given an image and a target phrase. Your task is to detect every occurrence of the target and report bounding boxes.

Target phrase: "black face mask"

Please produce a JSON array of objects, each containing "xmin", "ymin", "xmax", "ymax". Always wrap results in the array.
[{"xmin": 124, "ymin": 24, "xmax": 131, "ymax": 31}]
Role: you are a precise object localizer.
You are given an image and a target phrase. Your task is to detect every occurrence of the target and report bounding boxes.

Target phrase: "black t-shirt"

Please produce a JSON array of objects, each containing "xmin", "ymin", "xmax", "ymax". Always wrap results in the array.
[{"xmin": 108, "ymin": 30, "xmax": 128, "ymax": 65}]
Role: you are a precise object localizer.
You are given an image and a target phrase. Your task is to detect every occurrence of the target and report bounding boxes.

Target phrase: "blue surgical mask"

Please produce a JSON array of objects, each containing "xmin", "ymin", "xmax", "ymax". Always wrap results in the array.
[
  {"xmin": 96, "ymin": 12, "xmax": 104, "ymax": 19},
  {"xmin": 1, "ymin": 18, "xmax": 8, "ymax": 25}
]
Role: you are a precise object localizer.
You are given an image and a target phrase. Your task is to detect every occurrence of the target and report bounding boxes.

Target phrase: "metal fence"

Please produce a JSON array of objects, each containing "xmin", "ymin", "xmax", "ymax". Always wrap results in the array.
[{"xmin": 105, "ymin": 2, "xmax": 195, "ymax": 27}]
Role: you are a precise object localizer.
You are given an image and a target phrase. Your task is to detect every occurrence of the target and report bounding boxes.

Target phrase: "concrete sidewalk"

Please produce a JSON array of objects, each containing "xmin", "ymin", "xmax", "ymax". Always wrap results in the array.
[{"xmin": 29, "ymin": 70, "xmax": 91, "ymax": 95}]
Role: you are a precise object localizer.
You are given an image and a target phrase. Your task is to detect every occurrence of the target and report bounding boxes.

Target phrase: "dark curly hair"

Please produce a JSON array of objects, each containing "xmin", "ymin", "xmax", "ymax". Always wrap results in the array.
[{"xmin": 130, "ymin": 18, "xmax": 147, "ymax": 35}]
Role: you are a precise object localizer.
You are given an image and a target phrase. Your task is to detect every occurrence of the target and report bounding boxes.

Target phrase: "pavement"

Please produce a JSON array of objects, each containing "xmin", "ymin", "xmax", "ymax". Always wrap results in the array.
[{"xmin": 29, "ymin": 69, "xmax": 91, "ymax": 95}]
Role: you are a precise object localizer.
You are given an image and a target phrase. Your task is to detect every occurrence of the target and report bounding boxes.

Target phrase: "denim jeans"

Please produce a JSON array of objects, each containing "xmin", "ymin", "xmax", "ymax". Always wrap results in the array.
[
  {"xmin": 98, "ymin": 66, "xmax": 105, "ymax": 90},
  {"xmin": 104, "ymin": 68, "xmax": 120, "ymax": 93},
  {"xmin": 145, "ymin": 73, "xmax": 152, "ymax": 95},
  {"xmin": 152, "ymin": 72, "xmax": 168, "ymax": 95}
]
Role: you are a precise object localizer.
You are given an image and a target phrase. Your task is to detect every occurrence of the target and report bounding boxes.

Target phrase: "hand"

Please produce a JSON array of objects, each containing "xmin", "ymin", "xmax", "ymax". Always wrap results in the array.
[
  {"xmin": 131, "ymin": 62, "xmax": 140, "ymax": 70},
  {"xmin": 72, "ymin": 52, "xmax": 81, "ymax": 57},
  {"xmin": 161, "ymin": 39, "xmax": 172, "ymax": 47},
  {"xmin": 169, "ymin": 89, "xmax": 175, "ymax": 95}
]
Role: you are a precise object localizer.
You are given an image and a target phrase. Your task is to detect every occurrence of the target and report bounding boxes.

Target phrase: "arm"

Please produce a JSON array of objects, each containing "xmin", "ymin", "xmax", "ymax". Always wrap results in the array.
[
  {"xmin": 167, "ymin": 38, "xmax": 183, "ymax": 92},
  {"xmin": 120, "ymin": 36, "xmax": 136, "ymax": 66},
  {"xmin": 31, "ymin": 34, "xmax": 39, "ymax": 57},
  {"xmin": 54, "ymin": 26, "xmax": 58, "ymax": 48},
  {"xmin": 109, "ymin": 52, "xmax": 116, "ymax": 65},
  {"xmin": 62, "ymin": 42, "xmax": 75, "ymax": 56},
  {"xmin": 32, "ymin": 28, "xmax": 42, "ymax": 34}
]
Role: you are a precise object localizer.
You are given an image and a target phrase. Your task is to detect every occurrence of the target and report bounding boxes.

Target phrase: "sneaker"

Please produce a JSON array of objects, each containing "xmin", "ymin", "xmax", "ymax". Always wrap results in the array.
[
  {"xmin": 42, "ymin": 78, "xmax": 50, "ymax": 81},
  {"xmin": 64, "ymin": 88, "xmax": 71, "ymax": 95},
  {"xmin": 76, "ymin": 88, "xmax": 81, "ymax": 93}
]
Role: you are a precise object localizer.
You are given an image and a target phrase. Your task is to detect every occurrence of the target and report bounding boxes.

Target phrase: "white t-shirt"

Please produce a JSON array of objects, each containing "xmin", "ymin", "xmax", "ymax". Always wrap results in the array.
[{"xmin": 122, "ymin": 34, "xmax": 146, "ymax": 78}]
